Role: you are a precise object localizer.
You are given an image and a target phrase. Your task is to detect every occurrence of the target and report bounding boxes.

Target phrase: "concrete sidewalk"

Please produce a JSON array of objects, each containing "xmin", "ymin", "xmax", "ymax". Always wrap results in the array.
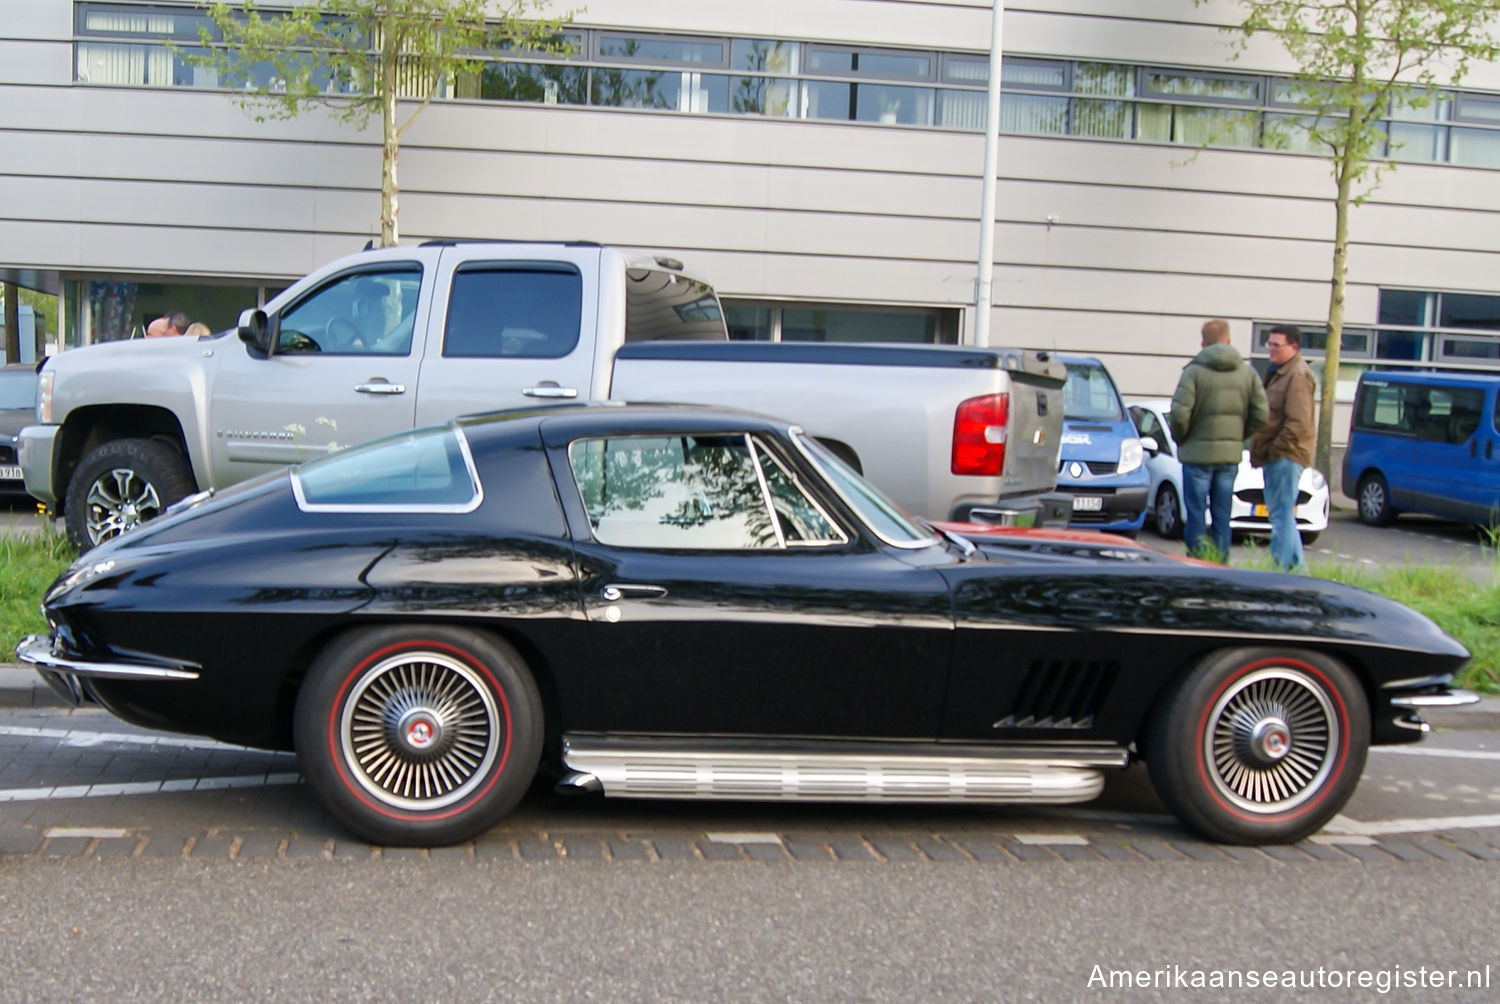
[{"xmin": 2, "ymin": 662, "xmax": 1497, "ymax": 729}]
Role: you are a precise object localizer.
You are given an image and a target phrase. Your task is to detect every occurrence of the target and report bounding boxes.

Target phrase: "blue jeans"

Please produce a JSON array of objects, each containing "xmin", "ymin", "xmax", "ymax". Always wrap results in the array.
[
  {"xmin": 1262, "ymin": 457, "xmax": 1305, "ymax": 572},
  {"xmin": 1183, "ymin": 463, "xmax": 1236, "ymax": 562}
]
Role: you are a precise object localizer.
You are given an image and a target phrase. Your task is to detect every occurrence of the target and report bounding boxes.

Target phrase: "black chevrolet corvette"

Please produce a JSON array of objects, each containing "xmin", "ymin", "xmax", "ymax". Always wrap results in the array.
[{"xmin": 19, "ymin": 404, "xmax": 1476, "ymax": 846}]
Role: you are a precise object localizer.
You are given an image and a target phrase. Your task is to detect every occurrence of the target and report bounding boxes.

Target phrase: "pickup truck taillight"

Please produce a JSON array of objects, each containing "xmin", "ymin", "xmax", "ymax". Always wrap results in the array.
[{"xmin": 952, "ymin": 393, "xmax": 1009, "ymax": 476}]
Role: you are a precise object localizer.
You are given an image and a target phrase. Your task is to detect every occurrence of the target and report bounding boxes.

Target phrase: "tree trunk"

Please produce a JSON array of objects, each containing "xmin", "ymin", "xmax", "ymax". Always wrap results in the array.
[
  {"xmin": 1317, "ymin": 159, "xmax": 1351, "ymax": 480},
  {"xmin": 379, "ymin": 20, "xmax": 399, "ymax": 247}
]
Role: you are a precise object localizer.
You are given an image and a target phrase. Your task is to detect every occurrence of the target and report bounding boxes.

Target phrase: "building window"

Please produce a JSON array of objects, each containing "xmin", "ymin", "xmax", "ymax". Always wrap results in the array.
[
  {"xmin": 70, "ymin": 2, "xmax": 1500, "ymax": 169},
  {"xmin": 1255, "ymin": 289, "xmax": 1500, "ymax": 380},
  {"xmin": 724, "ymin": 302, "xmax": 959, "ymax": 343}
]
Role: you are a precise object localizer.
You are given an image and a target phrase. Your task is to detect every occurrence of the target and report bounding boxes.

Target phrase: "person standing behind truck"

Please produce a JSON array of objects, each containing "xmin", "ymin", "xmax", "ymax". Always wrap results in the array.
[
  {"xmin": 1250, "ymin": 323, "xmax": 1317, "ymax": 572},
  {"xmin": 1169, "ymin": 318, "xmax": 1267, "ymax": 563}
]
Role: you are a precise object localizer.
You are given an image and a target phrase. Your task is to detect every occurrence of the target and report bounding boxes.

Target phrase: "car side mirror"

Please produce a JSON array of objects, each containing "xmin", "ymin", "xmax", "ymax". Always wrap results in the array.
[
  {"xmin": 238, "ymin": 308, "xmax": 274, "ymax": 357},
  {"xmin": 1139, "ymin": 435, "xmax": 1160, "ymax": 456}
]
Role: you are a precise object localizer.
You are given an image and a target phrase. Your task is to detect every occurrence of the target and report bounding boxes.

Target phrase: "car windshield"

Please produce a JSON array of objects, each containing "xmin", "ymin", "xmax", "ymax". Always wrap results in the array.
[
  {"xmin": 1063, "ymin": 363, "xmax": 1124, "ymax": 421},
  {"xmin": 291, "ymin": 423, "xmax": 481, "ymax": 511},
  {"xmin": 793, "ymin": 432, "xmax": 936, "ymax": 548},
  {"xmin": 0, "ymin": 370, "xmax": 35, "ymax": 411}
]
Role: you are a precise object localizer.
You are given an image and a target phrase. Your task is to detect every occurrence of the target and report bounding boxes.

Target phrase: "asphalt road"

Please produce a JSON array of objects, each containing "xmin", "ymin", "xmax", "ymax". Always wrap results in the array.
[{"xmin": 0, "ymin": 705, "xmax": 1496, "ymax": 999}]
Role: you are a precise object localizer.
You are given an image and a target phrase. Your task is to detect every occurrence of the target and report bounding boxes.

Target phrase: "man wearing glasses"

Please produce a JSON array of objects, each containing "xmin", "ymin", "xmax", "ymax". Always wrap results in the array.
[{"xmin": 1250, "ymin": 324, "xmax": 1316, "ymax": 572}]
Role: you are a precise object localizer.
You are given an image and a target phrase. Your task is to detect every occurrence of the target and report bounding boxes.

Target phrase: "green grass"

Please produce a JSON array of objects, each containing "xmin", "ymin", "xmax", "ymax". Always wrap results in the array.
[
  {"xmin": 0, "ymin": 517, "xmax": 74, "ymax": 658},
  {"xmin": 1, "ymin": 524, "xmax": 1495, "ymax": 694}
]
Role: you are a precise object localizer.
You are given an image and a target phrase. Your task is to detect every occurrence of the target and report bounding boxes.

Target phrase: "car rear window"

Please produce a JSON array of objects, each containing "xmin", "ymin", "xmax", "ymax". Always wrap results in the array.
[{"xmin": 291, "ymin": 425, "xmax": 482, "ymax": 511}]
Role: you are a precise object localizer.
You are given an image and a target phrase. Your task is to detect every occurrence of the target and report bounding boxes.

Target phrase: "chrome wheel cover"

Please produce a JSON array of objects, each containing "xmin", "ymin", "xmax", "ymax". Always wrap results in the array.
[
  {"xmin": 1157, "ymin": 486, "xmax": 1179, "ymax": 537},
  {"xmin": 1203, "ymin": 666, "xmax": 1338, "ymax": 814},
  {"xmin": 84, "ymin": 468, "xmax": 163, "ymax": 545},
  {"xmin": 1359, "ymin": 480, "xmax": 1385, "ymax": 523},
  {"xmin": 339, "ymin": 651, "xmax": 501, "ymax": 812}
]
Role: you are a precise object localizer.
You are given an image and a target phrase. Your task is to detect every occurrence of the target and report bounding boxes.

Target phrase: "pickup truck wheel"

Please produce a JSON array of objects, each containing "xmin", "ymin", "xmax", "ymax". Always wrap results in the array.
[
  {"xmin": 1145, "ymin": 647, "xmax": 1368, "ymax": 845},
  {"xmin": 294, "ymin": 626, "xmax": 543, "ymax": 847},
  {"xmin": 65, "ymin": 438, "xmax": 195, "ymax": 550}
]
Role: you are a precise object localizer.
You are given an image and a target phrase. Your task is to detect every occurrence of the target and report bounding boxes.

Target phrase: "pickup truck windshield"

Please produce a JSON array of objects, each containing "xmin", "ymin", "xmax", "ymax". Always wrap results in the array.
[{"xmin": 794, "ymin": 431, "xmax": 936, "ymax": 548}]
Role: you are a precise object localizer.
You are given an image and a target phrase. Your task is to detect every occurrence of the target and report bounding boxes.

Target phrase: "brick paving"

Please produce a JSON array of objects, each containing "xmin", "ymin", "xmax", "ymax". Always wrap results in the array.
[{"xmin": 2, "ymin": 706, "xmax": 1498, "ymax": 867}]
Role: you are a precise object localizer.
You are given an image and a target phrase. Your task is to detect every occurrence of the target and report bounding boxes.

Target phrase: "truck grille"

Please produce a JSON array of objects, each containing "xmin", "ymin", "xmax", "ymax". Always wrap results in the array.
[{"xmin": 1059, "ymin": 460, "xmax": 1118, "ymax": 476}]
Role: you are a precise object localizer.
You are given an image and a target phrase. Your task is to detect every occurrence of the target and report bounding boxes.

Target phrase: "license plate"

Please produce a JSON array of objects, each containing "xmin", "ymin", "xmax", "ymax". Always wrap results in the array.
[
  {"xmin": 1072, "ymin": 496, "xmax": 1103, "ymax": 512},
  {"xmin": 1253, "ymin": 503, "xmax": 1268, "ymax": 518},
  {"xmin": 0, "ymin": 465, "xmax": 20, "ymax": 481}
]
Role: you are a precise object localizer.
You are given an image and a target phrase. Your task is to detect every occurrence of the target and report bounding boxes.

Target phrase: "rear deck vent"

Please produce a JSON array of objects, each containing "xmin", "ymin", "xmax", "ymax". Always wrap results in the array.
[{"xmin": 992, "ymin": 659, "xmax": 1117, "ymax": 729}]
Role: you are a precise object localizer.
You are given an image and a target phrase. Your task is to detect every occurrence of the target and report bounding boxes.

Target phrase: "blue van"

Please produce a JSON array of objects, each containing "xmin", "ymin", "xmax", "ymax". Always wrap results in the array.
[
  {"xmin": 1343, "ymin": 370, "xmax": 1500, "ymax": 526},
  {"xmin": 1053, "ymin": 354, "xmax": 1149, "ymax": 534}
]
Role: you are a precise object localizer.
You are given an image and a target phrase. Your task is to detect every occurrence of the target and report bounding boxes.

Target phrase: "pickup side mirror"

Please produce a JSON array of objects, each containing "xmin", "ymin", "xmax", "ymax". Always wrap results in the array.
[{"xmin": 238, "ymin": 308, "xmax": 274, "ymax": 358}]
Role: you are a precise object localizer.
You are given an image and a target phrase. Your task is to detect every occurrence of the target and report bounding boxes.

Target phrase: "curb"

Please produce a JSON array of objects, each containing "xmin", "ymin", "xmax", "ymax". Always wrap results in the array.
[{"xmin": 0, "ymin": 666, "xmax": 69, "ymax": 709}]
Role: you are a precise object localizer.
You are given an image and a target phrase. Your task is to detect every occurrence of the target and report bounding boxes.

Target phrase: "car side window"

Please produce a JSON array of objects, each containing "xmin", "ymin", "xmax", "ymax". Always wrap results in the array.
[
  {"xmin": 1131, "ymin": 406, "xmax": 1170, "ymax": 457},
  {"xmin": 277, "ymin": 266, "xmax": 422, "ymax": 356},
  {"xmin": 567, "ymin": 433, "xmax": 844, "ymax": 549},
  {"xmin": 443, "ymin": 265, "xmax": 583, "ymax": 358}
]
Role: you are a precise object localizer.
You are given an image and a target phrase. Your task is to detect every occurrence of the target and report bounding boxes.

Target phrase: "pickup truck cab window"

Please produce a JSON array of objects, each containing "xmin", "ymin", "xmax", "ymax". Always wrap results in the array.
[
  {"xmin": 623, "ymin": 270, "xmax": 724, "ymax": 341},
  {"xmin": 567, "ymin": 433, "xmax": 844, "ymax": 549},
  {"xmin": 443, "ymin": 264, "xmax": 583, "ymax": 358},
  {"xmin": 278, "ymin": 266, "xmax": 423, "ymax": 356}
]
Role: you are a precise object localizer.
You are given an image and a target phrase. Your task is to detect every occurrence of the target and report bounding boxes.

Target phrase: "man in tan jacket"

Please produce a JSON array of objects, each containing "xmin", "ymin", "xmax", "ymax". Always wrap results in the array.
[{"xmin": 1249, "ymin": 324, "xmax": 1316, "ymax": 571}]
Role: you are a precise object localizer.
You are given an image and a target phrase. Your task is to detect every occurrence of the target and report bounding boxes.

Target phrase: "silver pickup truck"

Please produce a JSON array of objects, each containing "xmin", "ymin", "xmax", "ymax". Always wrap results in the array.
[{"xmin": 21, "ymin": 241, "xmax": 1067, "ymax": 549}]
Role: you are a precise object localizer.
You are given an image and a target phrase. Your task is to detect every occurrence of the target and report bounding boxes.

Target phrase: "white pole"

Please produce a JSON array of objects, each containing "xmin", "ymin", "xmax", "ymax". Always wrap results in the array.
[{"xmin": 972, "ymin": 0, "xmax": 1005, "ymax": 347}]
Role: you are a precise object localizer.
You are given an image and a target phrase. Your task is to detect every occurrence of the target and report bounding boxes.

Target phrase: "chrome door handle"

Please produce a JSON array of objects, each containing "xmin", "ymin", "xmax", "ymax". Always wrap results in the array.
[
  {"xmin": 523, "ymin": 385, "xmax": 579, "ymax": 399},
  {"xmin": 355, "ymin": 381, "xmax": 407, "ymax": 395},
  {"xmin": 601, "ymin": 583, "xmax": 668, "ymax": 601}
]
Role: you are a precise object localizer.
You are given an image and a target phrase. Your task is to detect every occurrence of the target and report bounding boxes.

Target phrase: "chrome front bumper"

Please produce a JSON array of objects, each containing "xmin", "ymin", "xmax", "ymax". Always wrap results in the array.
[
  {"xmin": 15, "ymin": 634, "xmax": 200, "ymax": 705},
  {"xmin": 1386, "ymin": 683, "xmax": 1482, "ymax": 733}
]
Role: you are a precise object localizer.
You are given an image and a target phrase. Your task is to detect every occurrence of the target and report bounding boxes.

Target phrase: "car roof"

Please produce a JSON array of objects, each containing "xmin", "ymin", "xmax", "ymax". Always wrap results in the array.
[
  {"xmin": 1129, "ymin": 397, "xmax": 1172, "ymax": 412},
  {"xmin": 457, "ymin": 401, "xmax": 797, "ymax": 444},
  {"xmin": 1360, "ymin": 369, "xmax": 1500, "ymax": 388}
]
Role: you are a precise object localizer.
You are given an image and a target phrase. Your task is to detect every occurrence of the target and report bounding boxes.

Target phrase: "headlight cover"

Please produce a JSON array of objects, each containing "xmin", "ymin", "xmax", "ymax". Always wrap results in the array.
[{"xmin": 1117, "ymin": 437, "xmax": 1144, "ymax": 475}]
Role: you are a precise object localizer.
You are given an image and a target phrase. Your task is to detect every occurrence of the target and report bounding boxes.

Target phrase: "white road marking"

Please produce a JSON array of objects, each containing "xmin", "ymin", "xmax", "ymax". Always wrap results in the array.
[
  {"xmin": 1326, "ymin": 812, "xmax": 1500, "ymax": 836},
  {"xmin": 44, "ymin": 827, "xmax": 128, "ymax": 839},
  {"xmin": 1372, "ymin": 746, "xmax": 1500, "ymax": 762},
  {"xmin": 0, "ymin": 724, "xmax": 292, "ymax": 755},
  {"xmin": 1015, "ymin": 833, "xmax": 1088, "ymax": 845},
  {"xmin": 0, "ymin": 772, "xmax": 302, "ymax": 803},
  {"xmin": 705, "ymin": 832, "xmax": 784, "ymax": 845}
]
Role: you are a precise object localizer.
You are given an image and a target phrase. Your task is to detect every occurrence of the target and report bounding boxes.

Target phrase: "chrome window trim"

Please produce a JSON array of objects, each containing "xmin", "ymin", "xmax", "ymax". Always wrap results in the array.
[
  {"xmin": 746, "ymin": 434, "xmax": 786, "ymax": 548},
  {"xmin": 749, "ymin": 435, "xmax": 849, "ymax": 548},
  {"xmin": 290, "ymin": 423, "xmax": 484, "ymax": 514},
  {"xmin": 790, "ymin": 427, "xmax": 937, "ymax": 550}
]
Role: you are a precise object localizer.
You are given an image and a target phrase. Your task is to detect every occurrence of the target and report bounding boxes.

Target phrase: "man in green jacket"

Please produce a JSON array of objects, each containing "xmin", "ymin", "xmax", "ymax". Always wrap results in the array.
[{"xmin": 1169, "ymin": 319, "xmax": 1269, "ymax": 562}]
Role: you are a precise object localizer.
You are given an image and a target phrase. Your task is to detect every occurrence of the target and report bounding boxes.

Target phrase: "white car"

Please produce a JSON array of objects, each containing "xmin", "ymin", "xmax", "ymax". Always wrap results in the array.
[{"xmin": 1127, "ymin": 398, "xmax": 1329, "ymax": 545}]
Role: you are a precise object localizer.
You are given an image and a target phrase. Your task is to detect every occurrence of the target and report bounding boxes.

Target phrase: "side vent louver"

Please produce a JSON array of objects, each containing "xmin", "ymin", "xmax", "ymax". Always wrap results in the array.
[{"xmin": 992, "ymin": 659, "xmax": 1117, "ymax": 729}]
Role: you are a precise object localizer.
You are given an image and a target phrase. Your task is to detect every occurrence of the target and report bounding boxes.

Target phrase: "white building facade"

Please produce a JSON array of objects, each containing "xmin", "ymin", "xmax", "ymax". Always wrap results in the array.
[{"xmin": 3, "ymin": 0, "xmax": 1500, "ymax": 413}]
